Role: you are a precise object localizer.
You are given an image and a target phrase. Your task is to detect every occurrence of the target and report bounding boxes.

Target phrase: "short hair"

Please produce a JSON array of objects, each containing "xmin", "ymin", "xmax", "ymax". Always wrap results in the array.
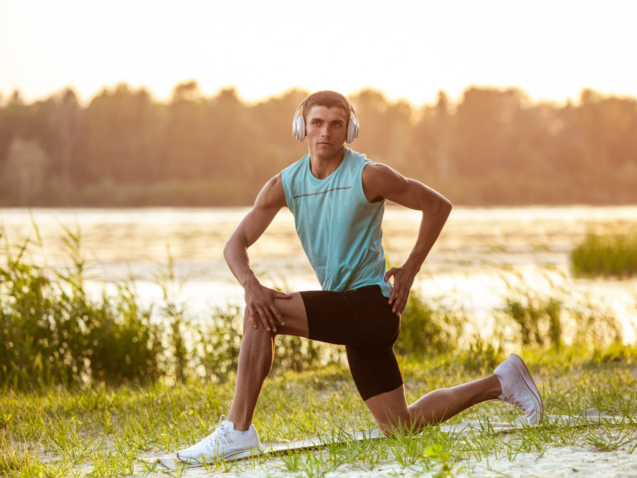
[{"xmin": 302, "ymin": 90, "xmax": 351, "ymax": 123}]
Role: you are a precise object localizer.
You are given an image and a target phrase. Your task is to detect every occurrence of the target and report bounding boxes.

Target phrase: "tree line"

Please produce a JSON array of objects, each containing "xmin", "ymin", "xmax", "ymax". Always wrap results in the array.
[{"xmin": 1, "ymin": 82, "xmax": 635, "ymax": 206}]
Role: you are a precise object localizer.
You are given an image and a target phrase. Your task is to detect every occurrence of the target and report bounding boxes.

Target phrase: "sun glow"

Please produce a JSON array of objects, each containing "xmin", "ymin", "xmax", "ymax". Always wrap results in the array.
[{"xmin": 1, "ymin": 0, "xmax": 636, "ymax": 105}]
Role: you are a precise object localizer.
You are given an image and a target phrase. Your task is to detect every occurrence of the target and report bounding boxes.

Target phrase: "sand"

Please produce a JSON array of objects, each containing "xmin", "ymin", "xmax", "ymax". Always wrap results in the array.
[
  {"xmin": 110, "ymin": 411, "xmax": 637, "ymax": 478},
  {"xmin": 124, "ymin": 440, "xmax": 637, "ymax": 477}
]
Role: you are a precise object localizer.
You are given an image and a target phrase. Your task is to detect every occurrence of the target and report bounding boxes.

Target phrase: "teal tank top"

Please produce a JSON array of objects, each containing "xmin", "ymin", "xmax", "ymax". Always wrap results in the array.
[{"xmin": 281, "ymin": 147, "xmax": 392, "ymax": 297}]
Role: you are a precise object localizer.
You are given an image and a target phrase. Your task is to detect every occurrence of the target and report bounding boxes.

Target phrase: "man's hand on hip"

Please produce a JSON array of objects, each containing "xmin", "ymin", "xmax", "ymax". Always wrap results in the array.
[
  {"xmin": 244, "ymin": 278, "xmax": 291, "ymax": 333},
  {"xmin": 384, "ymin": 264, "xmax": 417, "ymax": 316}
]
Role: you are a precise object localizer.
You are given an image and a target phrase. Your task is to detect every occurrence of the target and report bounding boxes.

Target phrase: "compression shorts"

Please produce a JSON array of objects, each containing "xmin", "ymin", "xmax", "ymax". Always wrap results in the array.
[{"xmin": 300, "ymin": 285, "xmax": 403, "ymax": 400}]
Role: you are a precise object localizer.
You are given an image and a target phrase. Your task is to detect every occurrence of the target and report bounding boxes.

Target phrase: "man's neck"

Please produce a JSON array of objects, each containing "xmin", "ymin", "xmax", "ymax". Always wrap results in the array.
[{"xmin": 309, "ymin": 146, "xmax": 346, "ymax": 180}]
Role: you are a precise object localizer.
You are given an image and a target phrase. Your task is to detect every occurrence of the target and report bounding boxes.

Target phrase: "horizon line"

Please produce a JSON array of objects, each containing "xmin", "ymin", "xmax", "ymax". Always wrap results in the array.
[{"xmin": 2, "ymin": 82, "xmax": 636, "ymax": 108}]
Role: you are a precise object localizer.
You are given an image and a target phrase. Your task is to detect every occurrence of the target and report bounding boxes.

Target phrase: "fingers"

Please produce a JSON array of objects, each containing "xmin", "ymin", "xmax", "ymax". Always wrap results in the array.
[
  {"xmin": 251, "ymin": 304, "xmax": 285, "ymax": 332},
  {"xmin": 390, "ymin": 281, "xmax": 410, "ymax": 315},
  {"xmin": 255, "ymin": 307, "xmax": 273, "ymax": 332},
  {"xmin": 269, "ymin": 303, "xmax": 286, "ymax": 327},
  {"xmin": 384, "ymin": 267, "xmax": 396, "ymax": 282},
  {"xmin": 389, "ymin": 285, "xmax": 398, "ymax": 307},
  {"xmin": 247, "ymin": 307, "xmax": 258, "ymax": 329},
  {"xmin": 263, "ymin": 306, "xmax": 278, "ymax": 332},
  {"xmin": 390, "ymin": 285, "xmax": 400, "ymax": 312},
  {"xmin": 395, "ymin": 290, "xmax": 410, "ymax": 316},
  {"xmin": 274, "ymin": 291, "xmax": 292, "ymax": 299}
]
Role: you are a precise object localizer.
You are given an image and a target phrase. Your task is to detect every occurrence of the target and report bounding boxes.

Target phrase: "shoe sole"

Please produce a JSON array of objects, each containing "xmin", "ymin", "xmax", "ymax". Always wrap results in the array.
[
  {"xmin": 508, "ymin": 353, "xmax": 544, "ymax": 422},
  {"xmin": 177, "ymin": 445, "xmax": 262, "ymax": 465}
]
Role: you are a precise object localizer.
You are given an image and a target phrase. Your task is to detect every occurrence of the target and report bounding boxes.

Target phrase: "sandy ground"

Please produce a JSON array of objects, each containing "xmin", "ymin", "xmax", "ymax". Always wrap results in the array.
[
  {"xmin": 69, "ymin": 413, "xmax": 637, "ymax": 477},
  {"xmin": 120, "ymin": 440, "xmax": 637, "ymax": 478}
]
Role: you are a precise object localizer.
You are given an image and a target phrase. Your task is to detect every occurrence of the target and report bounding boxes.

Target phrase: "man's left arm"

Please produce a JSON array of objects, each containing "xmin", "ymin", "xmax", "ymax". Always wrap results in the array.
[{"xmin": 362, "ymin": 163, "xmax": 453, "ymax": 315}]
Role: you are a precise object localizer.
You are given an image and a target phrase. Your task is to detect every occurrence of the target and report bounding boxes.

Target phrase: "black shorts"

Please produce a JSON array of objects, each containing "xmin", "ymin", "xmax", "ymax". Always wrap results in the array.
[{"xmin": 300, "ymin": 285, "xmax": 403, "ymax": 401}]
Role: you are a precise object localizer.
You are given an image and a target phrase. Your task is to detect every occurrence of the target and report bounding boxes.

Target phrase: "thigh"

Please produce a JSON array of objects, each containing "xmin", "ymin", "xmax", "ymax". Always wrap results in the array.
[
  {"xmin": 270, "ymin": 292, "xmax": 309, "ymax": 339},
  {"xmin": 301, "ymin": 286, "xmax": 400, "ymax": 347},
  {"xmin": 346, "ymin": 341, "xmax": 404, "ymax": 401}
]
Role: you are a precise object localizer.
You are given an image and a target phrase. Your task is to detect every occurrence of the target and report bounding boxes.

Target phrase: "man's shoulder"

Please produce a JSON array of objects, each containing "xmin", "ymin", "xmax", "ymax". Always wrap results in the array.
[
  {"xmin": 257, "ymin": 173, "xmax": 287, "ymax": 209},
  {"xmin": 361, "ymin": 161, "xmax": 393, "ymax": 180},
  {"xmin": 346, "ymin": 148, "xmax": 371, "ymax": 165},
  {"xmin": 280, "ymin": 154, "xmax": 311, "ymax": 195}
]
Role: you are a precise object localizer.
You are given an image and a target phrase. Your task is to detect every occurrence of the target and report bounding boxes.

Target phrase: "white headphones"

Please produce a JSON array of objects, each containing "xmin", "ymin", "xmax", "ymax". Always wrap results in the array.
[{"xmin": 292, "ymin": 98, "xmax": 359, "ymax": 144}]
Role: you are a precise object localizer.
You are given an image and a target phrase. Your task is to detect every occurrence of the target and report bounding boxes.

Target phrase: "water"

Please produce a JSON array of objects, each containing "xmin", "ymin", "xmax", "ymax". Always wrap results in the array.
[{"xmin": 2, "ymin": 206, "xmax": 637, "ymax": 342}]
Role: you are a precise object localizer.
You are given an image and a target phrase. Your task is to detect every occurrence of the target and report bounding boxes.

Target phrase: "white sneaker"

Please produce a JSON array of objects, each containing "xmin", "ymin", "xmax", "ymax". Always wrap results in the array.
[
  {"xmin": 494, "ymin": 353, "xmax": 544, "ymax": 426},
  {"xmin": 176, "ymin": 416, "xmax": 262, "ymax": 464}
]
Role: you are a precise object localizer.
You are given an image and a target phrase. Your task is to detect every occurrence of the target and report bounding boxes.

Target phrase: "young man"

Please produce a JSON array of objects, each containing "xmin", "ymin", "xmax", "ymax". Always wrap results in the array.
[{"xmin": 177, "ymin": 91, "xmax": 543, "ymax": 463}]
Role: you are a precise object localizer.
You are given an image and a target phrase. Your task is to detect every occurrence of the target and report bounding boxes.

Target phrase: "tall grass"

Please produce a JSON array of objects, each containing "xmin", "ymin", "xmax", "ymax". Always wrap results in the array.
[
  {"xmin": 395, "ymin": 293, "xmax": 464, "ymax": 357},
  {"xmin": 0, "ymin": 228, "xmax": 163, "ymax": 390},
  {"xmin": 497, "ymin": 271, "xmax": 622, "ymax": 350},
  {"xmin": 0, "ymin": 222, "xmax": 476, "ymax": 390},
  {"xmin": 570, "ymin": 230, "xmax": 637, "ymax": 278},
  {"xmin": 1, "ymin": 223, "xmax": 629, "ymax": 391},
  {"xmin": 0, "ymin": 227, "xmax": 343, "ymax": 390}
]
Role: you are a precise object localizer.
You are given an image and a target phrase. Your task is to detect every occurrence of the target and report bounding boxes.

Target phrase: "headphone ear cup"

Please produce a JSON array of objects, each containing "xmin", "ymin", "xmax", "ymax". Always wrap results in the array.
[
  {"xmin": 347, "ymin": 118, "xmax": 358, "ymax": 144},
  {"xmin": 294, "ymin": 116, "xmax": 306, "ymax": 142}
]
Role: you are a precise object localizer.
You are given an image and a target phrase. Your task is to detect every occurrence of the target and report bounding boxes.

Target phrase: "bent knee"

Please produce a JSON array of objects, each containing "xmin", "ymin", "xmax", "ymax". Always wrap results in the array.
[
  {"xmin": 379, "ymin": 418, "xmax": 414, "ymax": 437},
  {"xmin": 375, "ymin": 412, "xmax": 414, "ymax": 437},
  {"xmin": 242, "ymin": 311, "xmax": 277, "ymax": 336}
]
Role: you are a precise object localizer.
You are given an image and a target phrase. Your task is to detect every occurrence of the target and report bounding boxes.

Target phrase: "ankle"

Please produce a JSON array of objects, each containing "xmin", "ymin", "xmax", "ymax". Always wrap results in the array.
[
  {"xmin": 226, "ymin": 414, "xmax": 251, "ymax": 432},
  {"xmin": 234, "ymin": 423, "xmax": 250, "ymax": 432},
  {"xmin": 491, "ymin": 374, "xmax": 504, "ymax": 398}
]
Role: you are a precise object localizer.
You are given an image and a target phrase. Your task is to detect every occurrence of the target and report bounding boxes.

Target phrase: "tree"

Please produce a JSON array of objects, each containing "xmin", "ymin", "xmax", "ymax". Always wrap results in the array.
[{"xmin": 1, "ymin": 138, "xmax": 49, "ymax": 204}]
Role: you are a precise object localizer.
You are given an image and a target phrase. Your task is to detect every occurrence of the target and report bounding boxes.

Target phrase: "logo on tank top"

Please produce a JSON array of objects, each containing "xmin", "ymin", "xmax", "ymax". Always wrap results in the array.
[{"xmin": 293, "ymin": 186, "xmax": 351, "ymax": 199}]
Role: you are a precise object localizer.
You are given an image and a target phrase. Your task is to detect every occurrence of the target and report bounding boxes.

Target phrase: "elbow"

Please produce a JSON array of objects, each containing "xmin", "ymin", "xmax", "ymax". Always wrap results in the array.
[
  {"xmin": 224, "ymin": 233, "xmax": 247, "ymax": 261},
  {"xmin": 423, "ymin": 195, "xmax": 452, "ymax": 218},
  {"xmin": 223, "ymin": 237, "xmax": 235, "ymax": 261},
  {"xmin": 441, "ymin": 197, "xmax": 453, "ymax": 216}
]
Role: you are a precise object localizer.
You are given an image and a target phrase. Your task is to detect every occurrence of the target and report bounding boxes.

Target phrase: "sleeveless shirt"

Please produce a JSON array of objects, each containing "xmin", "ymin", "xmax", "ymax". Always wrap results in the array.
[{"xmin": 281, "ymin": 147, "xmax": 392, "ymax": 297}]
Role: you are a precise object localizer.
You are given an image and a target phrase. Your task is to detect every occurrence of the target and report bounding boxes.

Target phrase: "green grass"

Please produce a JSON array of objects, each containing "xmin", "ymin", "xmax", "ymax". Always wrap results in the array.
[
  {"xmin": 1, "ymin": 347, "xmax": 636, "ymax": 477},
  {"xmin": 2, "ymin": 222, "xmax": 637, "ymax": 476},
  {"xmin": 571, "ymin": 230, "xmax": 637, "ymax": 278}
]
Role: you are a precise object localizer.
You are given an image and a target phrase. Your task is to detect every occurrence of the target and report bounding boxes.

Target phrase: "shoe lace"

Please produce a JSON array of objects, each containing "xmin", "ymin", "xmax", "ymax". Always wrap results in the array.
[{"xmin": 203, "ymin": 415, "xmax": 234, "ymax": 450}]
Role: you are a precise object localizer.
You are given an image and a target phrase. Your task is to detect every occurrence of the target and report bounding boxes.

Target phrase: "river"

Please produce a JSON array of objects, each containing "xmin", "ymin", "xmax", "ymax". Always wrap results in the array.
[{"xmin": 2, "ymin": 206, "xmax": 637, "ymax": 342}]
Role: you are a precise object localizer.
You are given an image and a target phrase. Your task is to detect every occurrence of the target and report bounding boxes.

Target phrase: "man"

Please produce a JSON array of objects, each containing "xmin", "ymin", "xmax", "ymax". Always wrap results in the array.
[{"xmin": 177, "ymin": 91, "xmax": 543, "ymax": 463}]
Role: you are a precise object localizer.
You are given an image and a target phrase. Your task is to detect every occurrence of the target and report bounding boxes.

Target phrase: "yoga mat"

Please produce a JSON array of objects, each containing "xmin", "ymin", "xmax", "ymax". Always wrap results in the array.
[{"xmin": 150, "ymin": 409, "xmax": 627, "ymax": 471}]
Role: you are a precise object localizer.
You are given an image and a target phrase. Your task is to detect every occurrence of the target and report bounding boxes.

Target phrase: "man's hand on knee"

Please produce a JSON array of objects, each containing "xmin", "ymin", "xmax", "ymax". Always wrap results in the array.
[{"xmin": 244, "ymin": 278, "xmax": 291, "ymax": 333}]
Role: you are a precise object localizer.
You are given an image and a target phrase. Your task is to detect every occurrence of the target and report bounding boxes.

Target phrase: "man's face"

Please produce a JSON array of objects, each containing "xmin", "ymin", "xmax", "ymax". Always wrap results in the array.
[{"xmin": 305, "ymin": 105, "xmax": 349, "ymax": 160}]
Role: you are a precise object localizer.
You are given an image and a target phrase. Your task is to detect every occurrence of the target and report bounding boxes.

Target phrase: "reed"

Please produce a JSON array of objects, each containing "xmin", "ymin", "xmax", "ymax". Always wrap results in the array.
[
  {"xmin": 0, "ymin": 229, "xmax": 163, "ymax": 390},
  {"xmin": 0, "ymin": 222, "xmax": 629, "ymax": 392},
  {"xmin": 496, "ymin": 270, "xmax": 623, "ymax": 351},
  {"xmin": 570, "ymin": 231, "xmax": 637, "ymax": 278},
  {"xmin": 395, "ymin": 293, "xmax": 465, "ymax": 357},
  {"xmin": 0, "ymin": 225, "xmax": 347, "ymax": 390}
]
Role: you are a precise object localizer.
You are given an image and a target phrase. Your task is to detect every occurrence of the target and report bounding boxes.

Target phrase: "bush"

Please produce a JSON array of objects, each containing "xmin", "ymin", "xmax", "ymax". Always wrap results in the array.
[
  {"xmin": 498, "ymin": 272, "xmax": 623, "ymax": 350},
  {"xmin": 395, "ymin": 293, "xmax": 464, "ymax": 357},
  {"xmin": 3, "ymin": 221, "xmax": 629, "ymax": 391},
  {"xmin": 191, "ymin": 305, "xmax": 337, "ymax": 383},
  {"xmin": 570, "ymin": 231, "xmax": 637, "ymax": 278},
  {"xmin": 0, "ymin": 231, "xmax": 162, "ymax": 390},
  {"xmin": 0, "ymin": 226, "xmax": 341, "ymax": 390}
]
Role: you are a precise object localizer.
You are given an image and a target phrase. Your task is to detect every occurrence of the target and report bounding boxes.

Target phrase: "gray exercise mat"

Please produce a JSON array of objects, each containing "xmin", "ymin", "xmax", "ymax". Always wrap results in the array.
[{"xmin": 150, "ymin": 409, "xmax": 626, "ymax": 471}]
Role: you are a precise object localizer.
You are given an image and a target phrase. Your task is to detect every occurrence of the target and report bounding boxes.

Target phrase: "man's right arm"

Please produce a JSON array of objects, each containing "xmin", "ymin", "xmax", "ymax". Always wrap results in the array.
[{"xmin": 223, "ymin": 173, "xmax": 290, "ymax": 333}]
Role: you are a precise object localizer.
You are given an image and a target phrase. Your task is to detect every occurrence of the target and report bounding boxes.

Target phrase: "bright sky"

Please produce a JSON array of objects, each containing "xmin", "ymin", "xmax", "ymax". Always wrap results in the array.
[{"xmin": 1, "ymin": 0, "xmax": 636, "ymax": 106}]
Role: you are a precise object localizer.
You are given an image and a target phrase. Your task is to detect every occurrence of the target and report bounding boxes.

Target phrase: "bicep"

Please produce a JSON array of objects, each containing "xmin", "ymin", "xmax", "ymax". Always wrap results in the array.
[
  {"xmin": 229, "ymin": 174, "xmax": 287, "ymax": 247},
  {"xmin": 364, "ymin": 163, "xmax": 451, "ymax": 211}
]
